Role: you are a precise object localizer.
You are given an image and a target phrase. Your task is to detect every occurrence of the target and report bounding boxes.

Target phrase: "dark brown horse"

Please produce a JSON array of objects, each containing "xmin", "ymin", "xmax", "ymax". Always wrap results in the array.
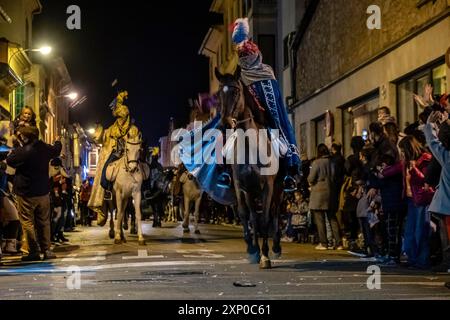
[{"xmin": 215, "ymin": 67, "xmax": 284, "ymax": 269}]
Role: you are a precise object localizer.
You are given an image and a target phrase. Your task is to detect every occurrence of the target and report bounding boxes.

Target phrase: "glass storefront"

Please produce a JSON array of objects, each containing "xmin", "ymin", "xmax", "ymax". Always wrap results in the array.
[
  {"xmin": 397, "ymin": 63, "xmax": 447, "ymax": 130},
  {"xmin": 342, "ymin": 94, "xmax": 379, "ymax": 157}
]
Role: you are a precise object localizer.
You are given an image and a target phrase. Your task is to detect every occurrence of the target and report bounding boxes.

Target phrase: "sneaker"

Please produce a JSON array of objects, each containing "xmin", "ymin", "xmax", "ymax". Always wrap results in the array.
[
  {"xmin": 281, "ymin": 236, "xmax": 294, "ymax": 243},
  {"xmin": 3, "ymin": 239, "xmax": 18, "ymax": 254},
  {"xmin": 43, "ymin": 250, "xmax": 57, "ymax": 260},
  {"xmin": 315, "ymin": 244, "xmax": 328, "ymax": 251},
  {"xmin": 336, "ymin": 245, "xmax": 344, "ymax": 251}
]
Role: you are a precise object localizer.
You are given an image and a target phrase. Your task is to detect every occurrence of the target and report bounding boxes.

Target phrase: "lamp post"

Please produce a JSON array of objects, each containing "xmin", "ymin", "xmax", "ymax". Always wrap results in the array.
[{"xmin": 7, "ymin": 46, "xmax": 52, "ymax": 65}]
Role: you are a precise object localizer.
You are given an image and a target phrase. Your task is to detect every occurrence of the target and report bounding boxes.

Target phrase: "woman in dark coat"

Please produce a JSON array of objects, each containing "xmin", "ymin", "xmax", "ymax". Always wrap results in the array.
[{"xmin": 308, "ymin": 144, "xmax": 342, "ymax": 250}]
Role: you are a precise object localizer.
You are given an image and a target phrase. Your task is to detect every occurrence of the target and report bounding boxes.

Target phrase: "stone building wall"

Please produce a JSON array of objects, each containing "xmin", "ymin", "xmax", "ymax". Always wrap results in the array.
[{"xmin": 296, "ymin": 0, "xmax": 449, "ymax": 100}]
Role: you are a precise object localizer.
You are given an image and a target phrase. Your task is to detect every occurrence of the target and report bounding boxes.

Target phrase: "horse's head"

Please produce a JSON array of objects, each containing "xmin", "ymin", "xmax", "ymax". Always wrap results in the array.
[
  {"xmin": 125, "ymin": 131, "xmax": 142, "ymax": 172},
  {"xmin": 215, "ymin": 67, "xmax": 244, "ymax": 129}
]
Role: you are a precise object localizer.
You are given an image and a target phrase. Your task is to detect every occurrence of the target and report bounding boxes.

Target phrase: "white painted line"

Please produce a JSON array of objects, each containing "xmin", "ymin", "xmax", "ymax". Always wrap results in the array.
[
  {"xmin": 183, "ymin": 254, "xmax": 225, "ymax": 258},
  {"xmin": 122, "ymin": 250, "xmax": 165, "ymax": 260},
  {"xmin": 61, "ymin": 250, "xmax": 107, "ymax": 262},
  {"xmin": 69, "ymin": 259, "xmax": 250, "ymax": 271}
]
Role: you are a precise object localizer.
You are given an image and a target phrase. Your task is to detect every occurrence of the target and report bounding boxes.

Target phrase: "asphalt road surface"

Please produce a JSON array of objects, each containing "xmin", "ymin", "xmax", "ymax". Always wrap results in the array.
[{"xmin": 1, "ymin": 220, "xmax": 449, "ymax": 300}]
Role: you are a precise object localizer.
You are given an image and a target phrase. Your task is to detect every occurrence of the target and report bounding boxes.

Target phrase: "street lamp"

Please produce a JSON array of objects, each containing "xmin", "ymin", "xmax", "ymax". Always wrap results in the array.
[
  {"xmin": 87, "ymin": 128, "xmax": 96, "ymax": 135},
  {"xmin": 8, "ymin": 45, "xmax": 52, "ymax": 65},
  {"xmin": 67, "ymin": 92, "xmax": 78, "ymax": 100}
]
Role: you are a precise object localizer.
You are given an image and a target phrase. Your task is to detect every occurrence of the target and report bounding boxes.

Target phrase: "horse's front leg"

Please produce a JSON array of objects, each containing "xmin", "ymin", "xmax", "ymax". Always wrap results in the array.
[
  {"xmin": 114, "ymin": 191, "xmax": 126, "ymax": 244},
  {"xmin": 244, "ymin": 192, "xmax": 260, "ymax": 264},
  {"xmin": 133, "ymin": 190, "xmax": 145, "ymax": 245},
  {"xmin": 182, "ymin": 195, "xmax": 190, "ymax": 233},
  {"xmin": 260, "ymin": 183, "xmax": 274, "ymax": 269},
  {"xmin": 193, "ymin": 194, "xmax": 201, "ymax": 234}
]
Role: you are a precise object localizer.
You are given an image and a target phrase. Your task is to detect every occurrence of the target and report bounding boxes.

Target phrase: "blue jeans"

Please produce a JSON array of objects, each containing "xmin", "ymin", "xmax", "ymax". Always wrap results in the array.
[
  {"xmin": 359, "ymin": 217, "xmax": 377, "ymax": 256},
  {"xmin": 404, "ymin": 199, "xmax": 430, "ymax": 268}
]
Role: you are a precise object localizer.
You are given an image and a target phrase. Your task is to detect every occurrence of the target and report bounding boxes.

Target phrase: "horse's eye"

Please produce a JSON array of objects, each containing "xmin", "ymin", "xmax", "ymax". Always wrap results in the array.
[{"xmin": 223, "ymin": 86, "xmax": 229, "ymax": 93}]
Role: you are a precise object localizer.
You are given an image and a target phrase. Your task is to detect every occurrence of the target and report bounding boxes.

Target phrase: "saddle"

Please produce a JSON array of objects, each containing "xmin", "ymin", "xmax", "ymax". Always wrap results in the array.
[
  {"xmin": 105, "ymin": 159, "xmax": 121, "ymax": 184},
  {"xmin": 221, "ymin": 129, "xmax": 288, "ymax": 160}
]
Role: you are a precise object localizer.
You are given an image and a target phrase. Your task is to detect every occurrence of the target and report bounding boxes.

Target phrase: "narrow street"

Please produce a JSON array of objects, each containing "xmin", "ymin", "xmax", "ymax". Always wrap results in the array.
[{"xmin": 1, "ymin": 220, "xmax": 449, "ymax": 300}]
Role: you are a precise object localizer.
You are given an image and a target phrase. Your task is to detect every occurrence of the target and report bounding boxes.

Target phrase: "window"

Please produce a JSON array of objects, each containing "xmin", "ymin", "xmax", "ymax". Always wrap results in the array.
[
  {"xmin": 397, "ymin": 62, "xmax": 446, "ymax": 130},
  {"xmin": 258, "ymin": 34, "xmax": 276, "ymax": 70},
  {"xmin": 314, "ymin": 116, "xmax": 326, "ymax": 154},
  {"xmin": 14, "ymin": 86, "xmax": 25, "ymax": 119},
  {"xmin": 342, "ymin": 93, "xmax": 379, "ymax": 156}
]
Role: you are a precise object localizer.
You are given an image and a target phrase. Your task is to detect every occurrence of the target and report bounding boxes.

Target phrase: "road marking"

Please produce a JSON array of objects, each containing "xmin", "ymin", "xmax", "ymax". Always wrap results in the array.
[
  {"xmin": 176, "ymin": 249, "xmax": 225, "ymax": 259},
  {"xmin": 122, "ymin": 250, "xmax": 164, "ymax": 260},
  {"xmin": 62, "ymin": 250, "xmax": 107, "ymax": 262}
]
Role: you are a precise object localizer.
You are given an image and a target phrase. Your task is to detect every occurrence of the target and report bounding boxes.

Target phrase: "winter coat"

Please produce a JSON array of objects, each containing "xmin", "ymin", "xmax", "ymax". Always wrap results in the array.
[
  {"xmin": 424, "ymin": 124, "xmax": 450, "ymax": 216},
  {"xmin": 407, "ymin": 152, "xmax": 434, "ymax": 206},
  {"xmin": 308, "ymin": 156, "xmax": 334, "ymax": 211}
]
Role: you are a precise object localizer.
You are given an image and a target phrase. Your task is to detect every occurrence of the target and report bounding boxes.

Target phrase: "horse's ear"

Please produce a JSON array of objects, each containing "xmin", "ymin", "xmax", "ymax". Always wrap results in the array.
[
  {"xmin": 214, "ymin": 67, "xmax": 224, "ymax": 82},
  {"xmin": 234, "ymin": 66, "xmax": 241, "ymax": 80}
]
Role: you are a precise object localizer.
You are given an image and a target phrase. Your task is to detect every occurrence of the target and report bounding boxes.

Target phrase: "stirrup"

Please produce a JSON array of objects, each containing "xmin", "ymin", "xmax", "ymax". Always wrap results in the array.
[
  {"xmin": 104, "ymin": 190, "xmax": 113, "ymax": 201},
  {"xmin": 217, "ymin": 172, "xmax": 232, "ymax": 189},
  {"xmin": 144, "ymin": 190, "xmax": 152, "ymax": 200},
  {"xmin": 283, "ymin": 175, "xmax": 297, "ymax": 193}
]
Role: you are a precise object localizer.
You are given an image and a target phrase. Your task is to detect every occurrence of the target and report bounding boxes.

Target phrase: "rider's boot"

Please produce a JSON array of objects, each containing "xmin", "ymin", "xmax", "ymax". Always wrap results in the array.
[
  {"xmin": 217, "ymin": 165, "xmax": 232, "ymax": 189},
  {"xmin": 283, "ymin": 165, "xmax": 299, "ymax": 193},
  {"xmin": 104, "ymin": 190, "xmax": 113, "ymax": 201}
]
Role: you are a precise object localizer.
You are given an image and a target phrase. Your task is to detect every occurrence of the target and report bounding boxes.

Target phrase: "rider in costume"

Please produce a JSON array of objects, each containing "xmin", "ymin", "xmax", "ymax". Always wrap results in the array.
[
  {"xmin": 217, "ymin": 18, "xmax": 301, "ymax": 191},
  {"xmin": 87, "ymin": 91, "xmax": 140, "ymax": 226}
]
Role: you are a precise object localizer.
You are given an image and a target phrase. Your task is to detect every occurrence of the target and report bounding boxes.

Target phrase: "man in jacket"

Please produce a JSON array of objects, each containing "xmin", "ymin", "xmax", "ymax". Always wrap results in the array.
[{"xmin": 6, "ymin": 126, "xmax": 62, "ymax": 261}]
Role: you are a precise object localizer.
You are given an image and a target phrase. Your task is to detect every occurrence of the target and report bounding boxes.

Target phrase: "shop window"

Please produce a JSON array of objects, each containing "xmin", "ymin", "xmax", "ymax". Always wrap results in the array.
[
  {"xmin": 342, "ymin": 94, "xmax": 379, "ymax": 156},
  {"xmin": 314, "ymin": 116, "xmax": 326, "ymax": 154},
  {"xmin": 397, "ymin": 62, "xmax": 446, "ymax": 130}
]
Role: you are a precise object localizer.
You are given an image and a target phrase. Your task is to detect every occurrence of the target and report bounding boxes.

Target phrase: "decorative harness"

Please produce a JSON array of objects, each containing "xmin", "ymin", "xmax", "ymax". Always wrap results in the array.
[
  {"xmin": 219, "ymin": 81, "xmax": 261, "ymax": 128},
  {"xmin": 124, "ymin": 139, "xmax": 142, "ymax": 173}
]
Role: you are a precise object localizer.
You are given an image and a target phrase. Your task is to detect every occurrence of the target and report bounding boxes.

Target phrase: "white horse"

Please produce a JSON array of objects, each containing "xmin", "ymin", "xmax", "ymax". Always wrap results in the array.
[{"xmin": 106, "ymin": 133, "xmax": 149, "ymax": 245}]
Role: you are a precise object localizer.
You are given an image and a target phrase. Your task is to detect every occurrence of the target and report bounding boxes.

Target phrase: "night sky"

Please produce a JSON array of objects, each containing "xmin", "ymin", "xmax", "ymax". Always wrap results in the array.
[{"xmin": 33, "ymin": 1, "xmax": 214, "ymax": 145}]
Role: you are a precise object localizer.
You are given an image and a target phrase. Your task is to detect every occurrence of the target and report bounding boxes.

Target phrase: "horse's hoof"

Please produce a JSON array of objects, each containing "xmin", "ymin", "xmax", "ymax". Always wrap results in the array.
[
  {"xmin": 259, "ymin": 259, "xmax": 271, "ymax": 269},
  {"xmin": 248, "ymin": 252, "xmax": 260, "ymax": 264},
  {"xmin": 272, "ymin": 251, "xmax": 282, "ymax": 260},
  {"xmin": 130, "ymin": 227, "xmax": 137, "ymax": 235},
  {"xmin": 138, "ymin": 239, "xmax": 146, "ymax": 246},
  {"xmin": 183, "ymin": 228, "xmax": 190, "ymax": 234},
  {"xmin": 109, "ymin": 230, "xmax": 115, "ymax": 239},
  {"xmin": 194, "ymin": 230, "xmax": 201, "ymax": 235},
  {"xmin": 114, "ymin": 239, "xmax": 122, "ymax": 245}
]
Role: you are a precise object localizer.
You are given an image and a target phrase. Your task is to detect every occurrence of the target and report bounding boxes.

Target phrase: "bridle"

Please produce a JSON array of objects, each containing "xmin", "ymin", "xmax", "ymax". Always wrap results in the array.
[
  {"xmin": 219, "ymin": 82, "xmax": 253, "ymax": 128},
  {"xmin": 125, "ymin": 139, "xmax": 142, "ymax": 172}
]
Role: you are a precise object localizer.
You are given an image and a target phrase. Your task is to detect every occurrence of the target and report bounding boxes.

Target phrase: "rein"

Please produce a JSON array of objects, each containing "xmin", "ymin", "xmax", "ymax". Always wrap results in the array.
[{"xmin": 124, "ymin": 139, "xmax": 142, "ymax": 173}]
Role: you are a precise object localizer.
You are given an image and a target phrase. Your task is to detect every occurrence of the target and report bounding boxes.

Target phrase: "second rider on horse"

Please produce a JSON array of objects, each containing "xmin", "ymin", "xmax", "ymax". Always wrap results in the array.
[{"xmin": 88, "ymin": 91, "xmax": 141, "ymax": 226}]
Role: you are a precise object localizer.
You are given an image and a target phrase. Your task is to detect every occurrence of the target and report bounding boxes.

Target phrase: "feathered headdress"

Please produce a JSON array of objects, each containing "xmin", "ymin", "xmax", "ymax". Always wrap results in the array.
[{"xmin": 232, "ymin": 18, "xmax": 249, "ymax": 45}]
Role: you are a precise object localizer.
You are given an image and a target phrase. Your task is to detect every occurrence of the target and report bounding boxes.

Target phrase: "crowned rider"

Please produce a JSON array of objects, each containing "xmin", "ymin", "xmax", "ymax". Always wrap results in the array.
[
  {"xmin": 88, "ymin": 90, "xmax": 140, "ymax": 226},
  {"xmin": 217, "ymin": 18, "xmax": 301, "ymax": 192}
]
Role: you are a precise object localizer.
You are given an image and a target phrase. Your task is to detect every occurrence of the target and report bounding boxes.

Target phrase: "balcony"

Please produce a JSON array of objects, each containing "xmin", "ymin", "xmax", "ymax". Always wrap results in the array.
[{"xmin": 0, "ymin": 62, "xmax": 23, "ymax": 95}]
